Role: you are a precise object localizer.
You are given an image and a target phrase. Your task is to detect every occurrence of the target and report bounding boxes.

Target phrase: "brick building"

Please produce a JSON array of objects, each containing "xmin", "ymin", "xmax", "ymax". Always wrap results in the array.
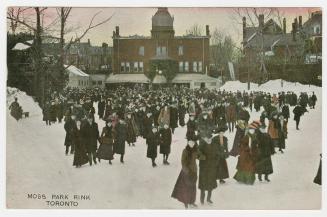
[{"xmin": 109, "ymin": 7, "xmax": 219, "ymax": 89}]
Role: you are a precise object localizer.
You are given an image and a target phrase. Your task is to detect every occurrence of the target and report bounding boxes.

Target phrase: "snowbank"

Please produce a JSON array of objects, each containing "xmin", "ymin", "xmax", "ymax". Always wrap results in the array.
[
  {"xmin": 220, "ymin": 79, "xmax": 320, "ymax": 94},
  {"xmin": 7, "ymin": 87, "xmax": 42, "ymax": 117}
]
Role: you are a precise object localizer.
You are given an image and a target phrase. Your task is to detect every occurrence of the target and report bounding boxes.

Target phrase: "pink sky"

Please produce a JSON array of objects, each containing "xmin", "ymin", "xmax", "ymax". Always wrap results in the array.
[{"xmin": 7, "ymin": 7, "xmax": 321, "ymax": 46}]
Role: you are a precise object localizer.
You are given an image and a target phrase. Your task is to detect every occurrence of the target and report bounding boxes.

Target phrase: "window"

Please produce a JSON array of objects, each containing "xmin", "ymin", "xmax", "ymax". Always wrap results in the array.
[
  {"xmin": 179, "ymin": 62, "xmax": 184, "ymax": 72},
  {"xmin": 162, "ymin": 46, "xmax": 167, "ymax": 56},
  {"xmin": 139, "ymin": 62, "xmax": 144, "ymax": 72},
  {"xmin": 98, "ymin": 81, "xmax": 102, "ymax": 85},
  {"xmin": 184, "ymin": 61, "xmax": 189, "ymax": 72},
  {"xmin": 134, "ymin": 62, "xmax": 138, "ymax": 72},
  {"xmin": 156, "ymin": 46, "xmax": 167, "ymax": 56},
  {"xmin": 120, "ymin": 62, "xmax": 125, "ymax": 72},
  {"xmin": 126, "ymin": 62, "xmax": 130, "ymax": 72},
  {"xmin": 156, "ymin": 47, "xmax": 161, "ymax": 56},
  {"xmin": 178, "ymin": 46, "xmax": 183, "ymax": 56},
  {"xmin": 198, "ymin": 61, "xmax": 203, "ymax": 72},
  {"xmin": 193, "ymin": 62, "xmax": 198, "ymax": 72},
  {"xmin": 139, "ymin": 46, "xmax": 145, "ymax": 56}
]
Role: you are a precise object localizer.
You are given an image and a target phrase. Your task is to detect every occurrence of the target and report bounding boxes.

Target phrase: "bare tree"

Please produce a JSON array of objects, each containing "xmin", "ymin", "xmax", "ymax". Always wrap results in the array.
[{"xmin": 185, "ymin": 24, "xmax": 203, "ymax": 36}]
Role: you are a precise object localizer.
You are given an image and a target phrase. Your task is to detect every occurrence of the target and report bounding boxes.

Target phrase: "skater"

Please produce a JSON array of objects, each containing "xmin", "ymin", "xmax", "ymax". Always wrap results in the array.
[
  {"xmin": 97, "ymin": 121, "xmax": 114, "ymax": 164},
  {"xmin": 64, "ymin": 114, "xmax": 77, "ymax": 155},
  {"xmin": 125, "ymin": 112, "xmax": 138, "ymax": 147},
  {"xmin": 293, "ymin": 104, "xmax": 308, "ymax": 130},
  {"xmin": 158, "ymin": 105, "xmax": 170, "ymax": 128},
  {"xmin": 186, "ymin": 113, "xmax": 197, "ymax": 141},
  {"xmin": 267, "ymin": 111, "xmax": 281, "ymax": 153},
  {"xmin": 98, "ymin": 98, "xmax": 105, "ymax": 119},
  {"xmin": 213, "ymin": 126, "xmax": 229, "ymax": 184},
  {"xmin": 198, "ymin": 135, "xmax": 218, "ymax": 205},
  {"xmin": 171, "ymin": 139, "xmax": 198, "ymax": 209},
  {"xmin": 113, "ymin": 117, "xmax": 128, "ymax": 163},
  {"xmin": 159, "ymin": 124, "xmax": 172, "ymax": 165},
  {"xmin": 9, "ymin": 97, "xmax": 21, "ymax": 121},
  {"xmin": 82, "ymin": 116, "xmax": 100, "ymax": 166},
  {"xmin": 146, "ymin": 126, "xmax": 160, "ymax": 167},
  {"xmin": 229, "ymin": 120, "xmax": 246, "ymax": 157},
  {"xmin": 256, "ymin": 125, "xmax": 275, "ymax": 182},
  {"xmin": 226, "ymin": 102, "xmax": 237, "ymax": 132},
  {"xmin": 42, "ymin": 101, "xmax": 51, "ymax": 125},
  {"xmin": 233, "ymin": 122, "xmax": 259, "ymax": 185},
  {"xmin": 73, "ymin": 120, "xmax": 89, "ymax": 168},
  {"xmin": 170, "ymin": 103, "xmax": 179, "ymax": 134}
]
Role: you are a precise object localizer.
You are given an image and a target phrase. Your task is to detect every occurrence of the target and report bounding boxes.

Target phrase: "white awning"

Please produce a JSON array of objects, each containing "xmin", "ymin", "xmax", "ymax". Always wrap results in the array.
[
  {"xmin": 65, "ymin": 65, "xmax": 89, "ymax": 77},
  {"xmin": 172, "ymin": 73, "xmax": 218, "ymax": 83},
  {"xmin": 106, "ymin": 73, "xmax": 150, "ymax": 83},
  {"xmin": 152, "ymin": 75, "xmax": 167, "ymax": 84}
]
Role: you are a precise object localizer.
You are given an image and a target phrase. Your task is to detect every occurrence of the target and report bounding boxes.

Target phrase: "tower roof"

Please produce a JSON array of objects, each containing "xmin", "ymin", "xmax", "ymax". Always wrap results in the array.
[{"xmin": 152, "ymin": 7, "xmax": 174, "ymax": 27}]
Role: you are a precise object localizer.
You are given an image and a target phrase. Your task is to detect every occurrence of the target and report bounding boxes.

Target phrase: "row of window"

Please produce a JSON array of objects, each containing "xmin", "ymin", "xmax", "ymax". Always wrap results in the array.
[
  {"xmin": 78, "ymin": 80, "xmax": 103, "ymax": 86},
  {"xmin": 121, "ymin": 62, "xmax": 144, "ymax": 72},
  {"xmin": 179, "ymin": 61, "xmax": 203, "ymax": 72},
  {"xmin": 138, "ymin": 46, "xmax": 184, "ymax": 56}
]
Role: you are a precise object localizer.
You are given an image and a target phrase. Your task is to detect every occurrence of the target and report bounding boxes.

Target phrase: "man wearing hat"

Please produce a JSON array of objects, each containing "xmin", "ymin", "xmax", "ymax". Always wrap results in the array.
[
  {"xmin": 256, "ymin": 124, "xmax": 275, "ymax": 182},
  {"xmin": 81, "ymin": 115, "xmax": 100, "ymax": 166},
  {"xmin": 213, "ymin": 125, "xmax": 229, "ymax": 184},
  {"xmin": 113, "ymin": 116, "xmax": 128, "ymax": 163}
]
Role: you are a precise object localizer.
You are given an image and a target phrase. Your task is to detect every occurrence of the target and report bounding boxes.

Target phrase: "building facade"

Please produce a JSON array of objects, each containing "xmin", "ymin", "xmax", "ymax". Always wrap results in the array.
[{"xmin": 111, "ymin": 7, "xmax": 213, "ymax": 88}]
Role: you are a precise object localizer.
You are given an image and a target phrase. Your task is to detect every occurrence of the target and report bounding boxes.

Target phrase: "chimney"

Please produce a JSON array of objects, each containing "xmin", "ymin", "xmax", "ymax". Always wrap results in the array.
[
  {"xmin": 259, "ymin": 14, "xmax": 264, "ymax": 29},
  {"xmin": 292, "ymin": 22, "xmax": 296, "ymax": 41},
  {"xmin": 115, "ymin": 26, "xmax": 120, "ymax": 36},
  {"xmin": 283, "ymin": 18, "xmax": 286, "ymax": 34},
  {"xmin": 294, "ymin": 18, "xmax": 298, "ymax": 32},
  {"xmin": 243, "ymin": 17, "xmax": 246, "ymax": 39},
  {"xmin": 299, "ymin": 16, "xmax": 302, "ymax": 29},
  {"xmin": 206, "ymin": 25, "xmax": 210, "ymax": 36}
]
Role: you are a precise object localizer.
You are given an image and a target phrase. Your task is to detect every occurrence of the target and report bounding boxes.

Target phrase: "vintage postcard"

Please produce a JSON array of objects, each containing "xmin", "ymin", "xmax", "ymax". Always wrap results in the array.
[{"xmin": 5, "ymin": 4, "xmax": 322, "ymax": 210}]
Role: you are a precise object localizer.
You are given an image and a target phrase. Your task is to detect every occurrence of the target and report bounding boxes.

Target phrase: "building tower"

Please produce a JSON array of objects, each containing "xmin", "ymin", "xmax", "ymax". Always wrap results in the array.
[{"xmin": 151, "ymin": 7, "xmax": 175, "ymax": 39}]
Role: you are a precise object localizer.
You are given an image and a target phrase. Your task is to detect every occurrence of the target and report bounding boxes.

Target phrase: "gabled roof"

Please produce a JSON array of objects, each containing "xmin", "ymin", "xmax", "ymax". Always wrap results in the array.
[{"xmin": 65, "ymin": 65, "xmax": 89, "ymax": 77}]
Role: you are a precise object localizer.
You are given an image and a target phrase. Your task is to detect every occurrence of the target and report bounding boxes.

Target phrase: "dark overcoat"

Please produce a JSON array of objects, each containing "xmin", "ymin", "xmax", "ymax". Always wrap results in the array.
[
  {"xmin": 255, "ymin": 132, "xmax": 274, "ymax": 175},
  {"xmin": 160, "ymin": 128, "xmax": 172, "ymax": 154},
  {"xmin": 146, "ymin": 131, "xmax": 160, "ymax": 159},
  {"xmin": 113, "ymin": 122, "xmax": 128, "ymax": 154},
  {"xmin": 97, "ymin": 126, "xmax": 114, "ymax": 160},
  {"xmin": 213, "ymin": 136, "xmax": 229, "ymax": 180},
  {"xmin": 73, "ymin": 128, "xmax": 89, "ymax": 166}
]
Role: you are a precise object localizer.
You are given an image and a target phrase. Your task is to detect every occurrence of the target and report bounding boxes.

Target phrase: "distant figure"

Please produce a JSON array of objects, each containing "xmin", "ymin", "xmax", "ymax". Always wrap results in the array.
[
  {"xmin": 9, "ymin": 97, "xmax": 20, "ymax": 121},
  {"xmin": 313, "ymin": 154, "xmax": 322, "ymax": 185},
  {"xmin": 293, "ymin": 104, "xmax": 308, "ymax": 130}
]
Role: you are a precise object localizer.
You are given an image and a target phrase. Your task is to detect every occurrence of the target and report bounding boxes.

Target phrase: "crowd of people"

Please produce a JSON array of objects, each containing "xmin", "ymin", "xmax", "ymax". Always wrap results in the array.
[{"xmin": 37, "ymin": 85, "xmax": 318, "ymax": 208}]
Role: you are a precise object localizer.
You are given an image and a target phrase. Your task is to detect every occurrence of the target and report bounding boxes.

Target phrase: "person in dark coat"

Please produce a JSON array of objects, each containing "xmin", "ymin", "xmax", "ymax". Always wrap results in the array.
[
  {"xmin": 256, "ymin": 125, "xmax": 275, "ymax": 182},
  {"xmin": 113, "ymin": 118, "xmax": 128, "ymax": 163},
  {"xmin": 49, "ymin": 102, "xmax": 57, "ymax": 123},
  {"xmin": 281, "ymin": 103, "xmax": 290, "ymax": 121},
  {"xmin": 310, "ymin": 92, "xmax": 317, "ymax": 109},
  {"xmin": 9, "ymin": 97, "xmax": 20, "ymax": 121},
  {"xmin": 56, "ymin": 101, "xmax": 64, "ymax": 123},
  {"xmin": 186, "ymin": 114, "xmax": 197, "ymax": 141},
  {"xmin": 293, "ymin": 104, "xmax": 308, "ymax": 130},
  {"xmin": 171, "ymin": 139, "xmax": 198, "ymax": 209},
  {"xmin": 98, "ymin": 98, "xmax": 105, "ymax": 119},
  {"xmin": 153, "ymin": 105, "xmax": 161, "ymax": 127},
  {"xmin": 313, "ymin": 154, "xmax": 322, "ymax": 185},
  {"xmin": 82, "ymin": 116, "xmax": 99, "ymax": 166},
  {"xmin": 125, "ymin": 113, "xmax": 137, "ymax": 146},
  {"xmin": 198, "ymin": 136, "xmax": 218, "ymax": 204},
  {"xmin": 213, "ymin": 126, "xmax": 229, "ymax": 184},
  {"xmin": 229, "ymin": 120, "xmax": 246, "ymax": 157},
  {"xmin": 42, "ymin": 102, "xmax": 51, "ymax": 125},
  {"xmin": 178, "ymin": 103, "xmax": 186, "ymax": 127},
  {"xmin": 170, "ymin": 104, "xmax": 179, "ymax": 134},
  {"xmin": 160, "ymin": 124, "xmax": 172, "ymax": 165},
  {"xmin": 146, "ymin": 126, "xmax": 160, "ymax": 167},
  {"xmin": 143, "ymin": 112, "xmax": 153, "ymax": 139},
  {"xmin": 73, "ymin": 121, "xmax": 89, "ymax": 168},
  {"xmin": 64, "ymin": 114, "xmax": 77, "ymax": 155},
  {"xmin": 97, "ymin": 121, "xmax": 114, "ymax": 164}
]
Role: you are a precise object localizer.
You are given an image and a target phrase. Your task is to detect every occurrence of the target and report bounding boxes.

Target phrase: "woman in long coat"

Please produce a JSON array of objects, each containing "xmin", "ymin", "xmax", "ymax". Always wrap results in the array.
[
  {"xmin": 198, "ymin": 137, "xmax": 219, "ymax": 204},
  {"xmin": 186, "ymin": 114, "xmax": 197, "ymax": 140},
  {"xmin": 113, "ymin": 119, "xmax": 128, "ymax": 163},
  {"xmin": 73, "ymin": 121, "xmax": 89, "ymax": 168},
  {"xmin": 146, "ymin": 127, "xmax": 160, "ymax": 167},
  {"xmin": 267, "ymin": 112, "xmax": 281, "ymax": 152},
  {"xmin": 170, "ymin": 105, "xmax": 179, "ymax": 134},
  {"xmin": 256, "ymin": 126, "xmax": 275, "ymax": 182},
  {"xmin": 159, "ymin": 124, "xmax": 172, "ymax": 165},
  {"xmin": 225, "ymin": 102, "xmax": 237, "ymax": 132},
  {"xmin": 213, "ymin": 128, "xmax": 229, "ymax": 184},
  {"xmin": 171, "ymin": 140, "xmax": 198, "ymax": 209},
  {"xmin": 233, "ymin": 131, "xmax": 257, "ymax": 185},
  {"xmin": 125, "ymin": 113, "xmax": 138, "ymax": 146},
  {"xmin": 229, "ymin": 120, "xmax": 246, "ymax": 157},
  {"xmin": 97, "ymin": 121, "xmax": 114, "ymax": 164}
]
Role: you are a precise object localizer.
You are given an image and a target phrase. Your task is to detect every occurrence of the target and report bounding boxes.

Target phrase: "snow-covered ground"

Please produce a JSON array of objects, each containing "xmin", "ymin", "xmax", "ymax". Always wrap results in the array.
[{"xmin": 6, "ymin": 80, "xmax": 322, "ymax": 209}]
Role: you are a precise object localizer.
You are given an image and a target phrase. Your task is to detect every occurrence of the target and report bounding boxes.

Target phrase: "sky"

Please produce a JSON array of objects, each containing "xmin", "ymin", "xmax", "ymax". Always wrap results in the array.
[{"xmin": 7, "ymin": 7, "xmax": 321, "ymax": 47}]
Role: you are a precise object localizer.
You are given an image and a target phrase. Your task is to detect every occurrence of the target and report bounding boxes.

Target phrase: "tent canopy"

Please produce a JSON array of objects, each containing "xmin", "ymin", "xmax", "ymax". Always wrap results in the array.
[
  {"xmin": 152, "ymin": 74, "xmax": 167, "ymax": 84},
  {"xmin": 65, "ymin": 65, "xmax": 89, "ymax": 77},
  {"xmin": 172, "ymin": 73, "xmax": 217, "ymax": 83},
  {"xmin": 106, "ymin": 73, "xmax": 150, "ymax": 83}
]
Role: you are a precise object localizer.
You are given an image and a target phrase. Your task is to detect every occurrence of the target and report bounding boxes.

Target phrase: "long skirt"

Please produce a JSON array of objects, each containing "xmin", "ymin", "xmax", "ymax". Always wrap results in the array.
[
  {"xmin": 255, "ymin": 155, "xmax": 273, "ymax": 175},
  {"xmin": 216, "ymin": 158, "xmax": 229, "ymax": 180},
  {"xmin": 97, "ymin": 143, "xmax": 114, "ymax": 160},
  {"xmin": 229, "ymin": 128, "xmax": 244, "ymax": 157},
  {"xmin": 171, "ymin": 170, "xmax": 197, "ymax": 205},
  {"xmin": 73, "ymin": 148, "xmax": 89, "ymax": 166}
]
